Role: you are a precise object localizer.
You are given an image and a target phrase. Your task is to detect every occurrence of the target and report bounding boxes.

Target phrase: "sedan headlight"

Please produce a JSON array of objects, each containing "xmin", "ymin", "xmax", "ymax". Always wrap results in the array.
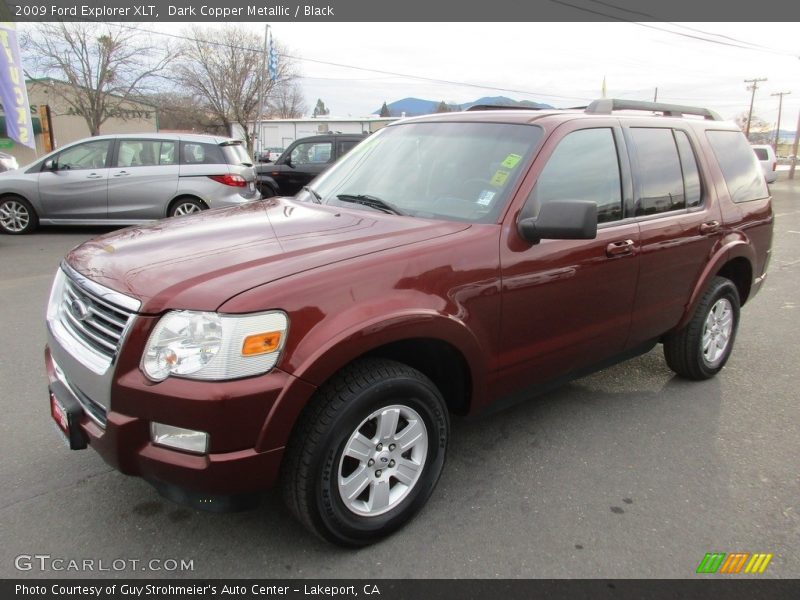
[{"xmin": 141, "ymin": 310, "xmax": 288, "ymax": 382}]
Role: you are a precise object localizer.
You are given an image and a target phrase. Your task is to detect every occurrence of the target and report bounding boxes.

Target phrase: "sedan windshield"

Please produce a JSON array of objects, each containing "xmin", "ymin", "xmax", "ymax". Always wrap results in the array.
[{"xmin": 307, "ymin": 121, "xmax": 544, "ymax": 223}]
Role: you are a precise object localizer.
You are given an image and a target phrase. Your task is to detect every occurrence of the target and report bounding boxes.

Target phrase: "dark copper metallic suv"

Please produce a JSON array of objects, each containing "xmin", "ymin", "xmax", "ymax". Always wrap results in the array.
[{"xmin": 44, "ymin": 100, "xmax": 773, "ymax": 546}]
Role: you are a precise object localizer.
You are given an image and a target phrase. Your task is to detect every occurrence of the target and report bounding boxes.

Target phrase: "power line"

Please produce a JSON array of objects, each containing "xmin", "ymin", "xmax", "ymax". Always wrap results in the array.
[
  {"xmin": 549, "ymin": 0, "xmax": 798, "ymax": 57},
  {"xmin": 585, "ymin": 0, "xmax": 795, "ymax": 54},
  {"xmin": 103, "ymin": 22, "xmax": 594, "ymax": 102}
]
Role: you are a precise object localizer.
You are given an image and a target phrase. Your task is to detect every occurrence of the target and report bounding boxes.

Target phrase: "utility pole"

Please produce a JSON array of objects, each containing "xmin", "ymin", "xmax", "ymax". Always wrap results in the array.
[
  {"xmin": 790, "ymin": 107, "xmax": 799, "ymax": 180},
  {"xmin": 255, "ymin": 24, "xmax": 269, "ymax": 157},
  {"xmin": 771, "ymin": 91, "xmax": 791, "ymax": 151},
  {"xmin": 744, "ymin": 78, "xmax": 767, "ymax": 139}
]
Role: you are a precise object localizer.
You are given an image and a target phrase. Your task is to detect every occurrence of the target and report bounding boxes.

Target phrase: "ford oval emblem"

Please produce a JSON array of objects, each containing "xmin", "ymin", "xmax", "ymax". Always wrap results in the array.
[{"xmin": 70, "ymin": 298, "xmax": 90, "ymax": 321}]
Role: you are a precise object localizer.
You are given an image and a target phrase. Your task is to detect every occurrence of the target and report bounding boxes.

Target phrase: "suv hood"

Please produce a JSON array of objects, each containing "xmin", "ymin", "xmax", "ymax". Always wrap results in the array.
[{"xmin": 66, "ymin": 198, "xmax": 470, "ymax": 313}]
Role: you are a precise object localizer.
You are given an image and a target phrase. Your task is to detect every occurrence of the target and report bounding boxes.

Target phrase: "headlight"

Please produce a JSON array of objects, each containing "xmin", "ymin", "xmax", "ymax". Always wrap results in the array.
[{"xmin": 141, "ymin": 310, "xmax": 288, "ymax": 382}]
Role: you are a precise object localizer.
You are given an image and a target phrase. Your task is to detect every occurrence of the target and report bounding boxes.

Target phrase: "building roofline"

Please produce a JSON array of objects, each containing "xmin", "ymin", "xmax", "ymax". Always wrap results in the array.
[{"xmin": 25, "ymin": 77, "xmax": 159, "ymax": 109}]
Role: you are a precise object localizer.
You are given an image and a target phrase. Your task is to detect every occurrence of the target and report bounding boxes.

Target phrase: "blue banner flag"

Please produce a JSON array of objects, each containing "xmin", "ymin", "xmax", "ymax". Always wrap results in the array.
[
  {"xmin": 268, "ymin": 32, "xmax": 278, "ymax": 82},
  {"xmin": 0, "ymin": 23, "xmax": 35, "ymax": 149}
]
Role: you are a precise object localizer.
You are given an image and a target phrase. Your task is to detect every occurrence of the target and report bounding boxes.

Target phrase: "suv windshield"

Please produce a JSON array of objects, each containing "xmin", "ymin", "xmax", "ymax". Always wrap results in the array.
[{"xmin": 308, "ymin": 122, "xmax": 543, "ymax": 223}]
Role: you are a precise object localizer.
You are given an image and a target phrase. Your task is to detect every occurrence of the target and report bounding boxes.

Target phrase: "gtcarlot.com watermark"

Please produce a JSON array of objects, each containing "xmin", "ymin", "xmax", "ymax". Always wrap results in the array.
[{"xmin": 14, "ymin": 554, "xmax": 194, "ymax": 573}]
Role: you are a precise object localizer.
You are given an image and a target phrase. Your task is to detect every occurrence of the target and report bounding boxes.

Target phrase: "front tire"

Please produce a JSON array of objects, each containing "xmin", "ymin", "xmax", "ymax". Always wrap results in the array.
[
  {"xmin": 0, "ymin": 195, "xmax": 38, "ymax": 234},
  {"xmin": 281, "ymin": 358, "xmax": 449, "ymax": 547},
  {"xmin": 664, "ymin": 276, "xmax": 740, "ymax": 380}
]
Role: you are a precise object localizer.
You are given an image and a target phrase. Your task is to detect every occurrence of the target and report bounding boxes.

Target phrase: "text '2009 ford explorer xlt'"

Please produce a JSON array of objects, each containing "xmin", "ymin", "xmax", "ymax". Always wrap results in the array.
[{"xmin": 45, "ymin": 99, "xmax": 773, "ymax": 546}]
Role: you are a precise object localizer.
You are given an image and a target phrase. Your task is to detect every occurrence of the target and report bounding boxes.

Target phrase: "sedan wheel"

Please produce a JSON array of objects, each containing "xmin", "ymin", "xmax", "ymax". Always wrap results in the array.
[
  {"xmin": 170, "ymin": 200, "xmax": 204, "ymax": 217},
  {"xmin": 0, "ymin": 197, "xmax": 38, "ymax": 234}
]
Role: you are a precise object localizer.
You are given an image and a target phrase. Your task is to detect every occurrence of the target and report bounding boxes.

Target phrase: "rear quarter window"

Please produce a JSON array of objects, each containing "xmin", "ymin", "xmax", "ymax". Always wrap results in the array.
[
  {"xmin": 706, "ymin": 130, "xmax": 768, "ymax": 203},
  {"xmin": 180, "ymin": 142, "xmax": 225, "ymax": 165},
  {"xmin": 752, "ymin": 147, "xmax": 768, "ymax": 161}
]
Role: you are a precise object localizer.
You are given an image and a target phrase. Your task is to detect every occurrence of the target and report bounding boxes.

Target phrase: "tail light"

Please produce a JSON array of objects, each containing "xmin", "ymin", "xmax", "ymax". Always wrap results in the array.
[
  {"xmin": 772, "ymin": 161, "xmax": 777, "ymax": 172},
  {"xmin": 208, "ymin": 174, "xmax": 247, "ymax": 187}
]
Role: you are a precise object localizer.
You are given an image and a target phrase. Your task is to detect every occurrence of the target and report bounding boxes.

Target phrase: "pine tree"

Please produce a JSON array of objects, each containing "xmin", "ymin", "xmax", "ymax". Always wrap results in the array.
[{"xmin": 313, "ymin": 99, "xmax": 330, "ymax": 117}]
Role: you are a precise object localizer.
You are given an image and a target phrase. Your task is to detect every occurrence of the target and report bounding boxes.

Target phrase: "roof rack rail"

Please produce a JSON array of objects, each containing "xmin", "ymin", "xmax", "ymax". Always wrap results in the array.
[
  {"xmin": 466, "ymin": 104, "xmax": 548, "ymax": 112},
  {"xmin": 585, "ymin": 99, "xmax": 721, "ymax": 121}
]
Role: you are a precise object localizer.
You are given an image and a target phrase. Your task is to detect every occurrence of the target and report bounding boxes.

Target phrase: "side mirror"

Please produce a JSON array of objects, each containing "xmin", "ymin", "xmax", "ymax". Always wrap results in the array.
[
  {"xmin": 518, "ymin": 200, "xmax": 598, "ymax": 244},
  {"xmin": 43, "ymin": 159, "xmax": 57, "ymax": 171}
]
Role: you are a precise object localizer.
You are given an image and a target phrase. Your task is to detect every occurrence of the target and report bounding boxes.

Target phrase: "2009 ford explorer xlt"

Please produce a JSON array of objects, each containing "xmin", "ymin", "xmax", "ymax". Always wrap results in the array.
[{"xmin": 45, "ymin": 100, "xmax": 773, "ymax": 546}]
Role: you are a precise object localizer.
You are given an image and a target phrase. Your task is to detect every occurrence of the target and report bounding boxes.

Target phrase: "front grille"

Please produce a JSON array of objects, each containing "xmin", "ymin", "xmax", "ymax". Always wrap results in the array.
[{"xmin": 58, "ymin": 274, "xmax": 135, "ymax": 363}]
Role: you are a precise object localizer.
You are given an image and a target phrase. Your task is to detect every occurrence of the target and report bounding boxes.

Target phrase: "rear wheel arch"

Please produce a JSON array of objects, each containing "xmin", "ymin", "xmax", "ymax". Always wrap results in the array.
[
  {"xmin": 716, "ymin": 257, "xmax": 752, "ymax": 306},
  {"xmin": 677, "ymin": 242, "xmax": 754, "ymax": 330},
  {"xmin": 167, "ymin": 195, "xmax": 208, "ymax": 217},
  {"xmin": 258, "ymin": 177, "xmax": 278, "ymax": 197}
]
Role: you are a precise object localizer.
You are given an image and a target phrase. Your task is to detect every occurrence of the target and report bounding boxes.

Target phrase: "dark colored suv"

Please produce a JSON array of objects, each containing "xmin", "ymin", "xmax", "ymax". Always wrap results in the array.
[
  {"xmin": 45, "ymin": 100, "xmax": 772, "ymax": 546},
  {"xmin": 255, "ymin": 133, "xmax": 366, "ymax": 197}
]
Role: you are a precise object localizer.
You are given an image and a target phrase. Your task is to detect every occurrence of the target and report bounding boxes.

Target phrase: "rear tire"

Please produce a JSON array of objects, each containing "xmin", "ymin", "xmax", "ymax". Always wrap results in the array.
[
  {"xmin": 259, "ymin": 184, "xmax": 277, "ymax": 199},
  {"xmin": 0, "ymin": 195, "xmax": 38, "ymax": 234},
  {"xmin": 281, "ymin": 358, "xmax": 449, "ymax": 547},
  {"xmin": 169, "ymin": 198, "xmax": 205, "ymax": 217},
  {"xmin": 664, "ymin": 276, "xmax": 740, "ymax": 380}
]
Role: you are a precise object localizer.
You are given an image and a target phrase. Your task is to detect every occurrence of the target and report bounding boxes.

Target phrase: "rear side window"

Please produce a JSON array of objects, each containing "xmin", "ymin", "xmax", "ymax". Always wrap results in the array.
[
  {"xmin": 116, "ymin": 140, "xmax": 176, "ymax": 167},
  {"xmin": 527, "ymin": 128, "xmax": 622, "ymax": 224},
  {"xmin": 221, "ymin": 143, "xmax": 253, "ymax": 166},
  {"xmin": 630, "ymin": 128, "xmax": 685, "ymax": 215},
  {"xmin": 338, "ymin": 140, "xmax": 361, "ymax": 157},
  {"xmin": 291, "ymin": 141, "xmax": 333, "ymax": 165},
  {"xmin": 753, "ymin": 147, "xmax": 769, "ymax": 161},
  {"xmin": 180, "ymin": 142, "xmax": 224, "ymax": 165},
  {"xmin": 706, "ymin": 131, "xmax": 768, "ymax": 203}
]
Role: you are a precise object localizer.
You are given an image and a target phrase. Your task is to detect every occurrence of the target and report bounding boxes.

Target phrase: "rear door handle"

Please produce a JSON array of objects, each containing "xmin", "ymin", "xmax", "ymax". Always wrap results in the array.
[
  {"xmin": 700, "ymin": 220, "xmax": 721, "ymax": 235},
  {"xmin": 606, "ymin": 239, "xmax": 635, "ymax": 258},
  {"xmin": 86, "ymin": 173, "xmax": 103, "ymax": 179}
]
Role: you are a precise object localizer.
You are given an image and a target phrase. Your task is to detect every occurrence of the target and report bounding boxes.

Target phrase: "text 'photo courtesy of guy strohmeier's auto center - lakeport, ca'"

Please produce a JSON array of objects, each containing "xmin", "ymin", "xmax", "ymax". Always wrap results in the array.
[{"xmin": 1, "ymin": 0, "xmax": 800, "ymax": 598}]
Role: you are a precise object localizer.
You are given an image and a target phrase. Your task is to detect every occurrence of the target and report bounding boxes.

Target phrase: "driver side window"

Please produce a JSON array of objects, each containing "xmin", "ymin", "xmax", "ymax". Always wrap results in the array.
[
  {"xmin": 524, "ymin": 128, "xmax": 623, "ymax": 224},
  {"xmin": 56, "ymin": 140, "xmax": 112, "ymax": 171},
  {"xmin": 291, "ymin": 142, "xmax": 333, "ymax": 165}
]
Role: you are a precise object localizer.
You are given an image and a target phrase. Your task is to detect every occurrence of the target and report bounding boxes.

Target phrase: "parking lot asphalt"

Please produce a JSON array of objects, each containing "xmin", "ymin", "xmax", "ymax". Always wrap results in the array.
[{"xmin": 1, "ymin": 181, "xmax": 798, "ymax": 579}]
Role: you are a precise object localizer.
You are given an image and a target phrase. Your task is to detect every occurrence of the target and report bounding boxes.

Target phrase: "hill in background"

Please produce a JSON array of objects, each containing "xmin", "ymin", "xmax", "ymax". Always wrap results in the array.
[{"xmin": 377, "ymin": 95, "xmax": 553, "ymax": 116}]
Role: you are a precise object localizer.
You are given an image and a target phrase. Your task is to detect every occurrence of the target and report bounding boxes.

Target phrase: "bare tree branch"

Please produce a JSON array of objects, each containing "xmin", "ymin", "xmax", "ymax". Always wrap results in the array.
[
  {"xmin": 22, "ymin": 22, "xmax": 176, "ymax": 136},
  {"xmin": 175, "ymin": 25, "xmax": 300, "ymax": 154}
]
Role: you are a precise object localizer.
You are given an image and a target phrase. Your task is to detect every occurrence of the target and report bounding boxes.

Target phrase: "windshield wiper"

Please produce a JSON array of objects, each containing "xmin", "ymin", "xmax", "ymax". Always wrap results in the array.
[
  {"xmin": 302, "ymin": 186, "xmax": 322, "ymax": 203},
  {"xmin": 336, "ymin": 194, "xmax": 405, "ymax": 216}
]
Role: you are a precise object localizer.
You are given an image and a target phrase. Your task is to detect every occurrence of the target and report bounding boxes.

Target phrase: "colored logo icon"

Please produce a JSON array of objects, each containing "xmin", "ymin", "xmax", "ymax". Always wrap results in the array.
[{"xmin": 696, "ymin": 552, "xmax": 773, "ymax": 574}]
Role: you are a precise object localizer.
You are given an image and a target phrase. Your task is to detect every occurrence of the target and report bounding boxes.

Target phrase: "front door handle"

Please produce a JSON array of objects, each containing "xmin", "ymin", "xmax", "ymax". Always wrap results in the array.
[
  {"xmin": 606, "ymin": 239, "xmax": 635, "ymax": 258},
  {"xmin": 112, "ymin": 171, "xmax": 131, "ymax": 178},
  {"xmin": 86, "ymin": 173, "xmax": 103, "ymax": 179},
  {"xmin": 700, "ymin": 220, "xmax": 721, "ymax": 235}
]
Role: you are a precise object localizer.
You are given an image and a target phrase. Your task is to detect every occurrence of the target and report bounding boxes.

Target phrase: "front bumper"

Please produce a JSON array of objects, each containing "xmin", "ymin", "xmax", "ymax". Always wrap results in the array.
[{"xmin": 44, "ymin": 343, "xmax": 313, "ymax": 497}]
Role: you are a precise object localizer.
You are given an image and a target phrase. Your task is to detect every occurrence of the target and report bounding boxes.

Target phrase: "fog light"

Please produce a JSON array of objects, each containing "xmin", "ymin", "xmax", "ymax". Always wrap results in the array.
[{"xmin": 151, "ymin": 423, "xmax": 209, "ymax": 454}]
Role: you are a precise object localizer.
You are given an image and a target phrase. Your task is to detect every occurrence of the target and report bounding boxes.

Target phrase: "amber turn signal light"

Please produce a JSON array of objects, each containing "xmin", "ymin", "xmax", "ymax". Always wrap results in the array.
[{"xmin": 241, "ymin": 332, "xmax": 282, "ymax": 356}]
